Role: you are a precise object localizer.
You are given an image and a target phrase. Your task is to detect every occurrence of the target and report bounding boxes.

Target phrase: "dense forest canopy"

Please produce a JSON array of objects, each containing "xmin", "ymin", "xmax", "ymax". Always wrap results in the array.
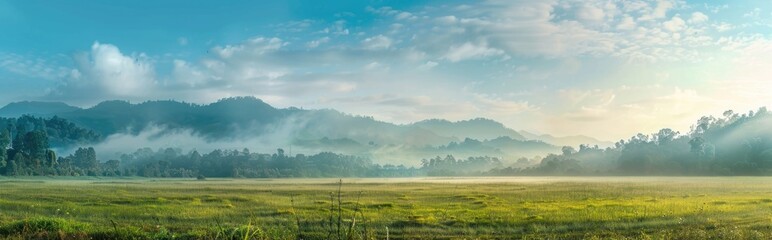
[
  {"xmin": 0, "ymin": 115, "xmax": 101, "ymax": 149},
  {"xmin": 0, "ymin": 105, "xmax": 771, "ymax": 177}
]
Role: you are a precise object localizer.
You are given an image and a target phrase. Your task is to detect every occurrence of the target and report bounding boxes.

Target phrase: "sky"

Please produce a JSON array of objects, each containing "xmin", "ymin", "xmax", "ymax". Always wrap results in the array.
[{"xmin": 1, "ymin": 0, "xmax": 771, "ymax": 141}]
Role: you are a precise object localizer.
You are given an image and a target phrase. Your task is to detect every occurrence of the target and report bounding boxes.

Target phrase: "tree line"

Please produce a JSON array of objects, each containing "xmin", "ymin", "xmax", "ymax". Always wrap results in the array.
[
  {"xmin": 117, "ymin": 147, "xmax": 419, "ymax": 178},
  {"xmin": 2, "ymin": 107, "xmax": 772, "ymax": 177},
  {"xmin": 491, "ymin": 107, "xmax": 772, "ymax": 176},
  {"xmin": 0, "ymin": 123, "xmax": 421, "ymax": 177}
]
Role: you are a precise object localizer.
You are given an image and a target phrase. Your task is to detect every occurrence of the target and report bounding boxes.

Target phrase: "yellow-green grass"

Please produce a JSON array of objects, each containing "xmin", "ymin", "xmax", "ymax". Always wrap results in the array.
[{"xmin": 0, "ymin": 177, "xmax": 770, "ymax": 239}]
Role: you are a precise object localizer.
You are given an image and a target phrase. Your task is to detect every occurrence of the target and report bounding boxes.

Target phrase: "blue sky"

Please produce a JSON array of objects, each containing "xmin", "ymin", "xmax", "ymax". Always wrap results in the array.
[{"xmin": 1, "ymin": 0, "xmax": 771, "ymax": 140}]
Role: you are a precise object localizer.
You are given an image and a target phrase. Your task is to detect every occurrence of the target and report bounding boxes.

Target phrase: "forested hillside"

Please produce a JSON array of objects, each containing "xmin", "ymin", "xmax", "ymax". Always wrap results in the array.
[
  {"xmin": 493, "ymin": 107, "xmax": 772, "ymax": 176},
  {"xmin": 1, "ymin": 98, "xmax": 770, "ymax": 177},
  {"xmin": 0, "ymin": 115, "xmax": 100, "ymax": 148},
  {"xmin": 0, "ymin": 97, "xmax": 563, "ymax": 162}
]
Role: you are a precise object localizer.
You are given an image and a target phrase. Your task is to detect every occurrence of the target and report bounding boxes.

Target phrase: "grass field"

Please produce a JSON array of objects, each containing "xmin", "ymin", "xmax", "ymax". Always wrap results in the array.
[{"xmin": 0, "ymin": 177, "xmax": 770, "ymax": 239}]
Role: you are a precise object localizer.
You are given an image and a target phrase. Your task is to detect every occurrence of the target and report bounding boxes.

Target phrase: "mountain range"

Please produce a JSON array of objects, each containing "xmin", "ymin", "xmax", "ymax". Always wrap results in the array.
[{"xmin": 0, "ymin": 97, "xmax": 611, "ymax": 163}]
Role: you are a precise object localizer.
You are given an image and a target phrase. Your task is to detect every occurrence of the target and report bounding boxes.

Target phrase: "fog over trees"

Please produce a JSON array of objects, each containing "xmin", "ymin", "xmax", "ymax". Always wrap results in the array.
[
  {"xmin": 493, "ymin": 107, "xmax": 772, "ymax": 176},
  {"xmin": 1, "ymin": 101, "xmax": 771, "ymax": 177}
]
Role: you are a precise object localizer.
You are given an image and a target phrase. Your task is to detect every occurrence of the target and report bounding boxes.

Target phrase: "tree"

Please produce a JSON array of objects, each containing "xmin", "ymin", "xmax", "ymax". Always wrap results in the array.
[
  {"xmin": 20, "ymin": 130, "xmax": 48, "ymax": 161},
  {"xmin": 688, "ymin": 137, "xmax": 705, "ymax": 156},
  {"xmin": 73, "ymin": 147, "xmax": 98, "ymax": 170},
  {"xmin": 0, "ymin": 128, "xmax": 9, "ymax": 168},
  {"xmin": 104, "ymin": 159, "xmax": 120, "ymax": 169},
  {"xmin": 9, "ymin": 153, "xmax": 26, "ymax": 176},
  {"xmin": 45, "ymin": 150, "xmax": 57, "ymax": 167},
  {"xmin": 561, "ymin": 146, "xmax": 576, "ymax": 156},
  {"xmin": 655, "ymin": 128, "xmax": 678, "ymax": 145},
  {"xmin": 103, "ymin": 159, "xmax": 120, "ymax": 176}
]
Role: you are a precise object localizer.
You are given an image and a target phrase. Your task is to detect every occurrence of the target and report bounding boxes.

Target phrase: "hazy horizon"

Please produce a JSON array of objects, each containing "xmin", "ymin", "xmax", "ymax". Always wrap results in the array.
[
  {"xmin": 2, "ymin": 0, "xmax": 772, "ymax": 141},
  {"xmin": 2, "ymin": 2, "xmax": 772, "ymax": 238}
]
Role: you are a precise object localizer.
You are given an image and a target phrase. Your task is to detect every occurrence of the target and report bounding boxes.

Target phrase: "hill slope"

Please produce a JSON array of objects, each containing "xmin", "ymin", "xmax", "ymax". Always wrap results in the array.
[
  {"xmin": 519, "ymin": 131, "xmax": 613, "ymax": 148},
  {"xmin": 1, "ymin": 97, "xmax": 563, "ymax": 163},
  {"xmin": 0, "ymin": 101, "xmax": 81, "ymax": 117},
  {"xmin": 412, "ymin": 118, "xmax": 526, "ymax": 141}
]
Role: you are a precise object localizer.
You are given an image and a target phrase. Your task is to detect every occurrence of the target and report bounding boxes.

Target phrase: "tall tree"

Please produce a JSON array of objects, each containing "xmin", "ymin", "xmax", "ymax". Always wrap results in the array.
[
  {"xmin": 21, "ymin": 130, "xmax": 48, "ymax": 161},
  {"xmin": 45, "ymin": 149, "xmax": 57, "ymax": 167},
  {"xmin": 73, "ymin": 147, "xmax": 98, "ymax": 170},
  {"xmin": 0, "ymin": 128, "xmax": 9, "ymax": 168}
]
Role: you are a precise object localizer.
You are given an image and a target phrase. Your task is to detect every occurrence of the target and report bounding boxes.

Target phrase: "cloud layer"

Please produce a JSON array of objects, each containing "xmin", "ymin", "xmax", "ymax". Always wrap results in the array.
[{"xmin": 2, "ymin": 0, "xmax": 772, "ymax": 140}]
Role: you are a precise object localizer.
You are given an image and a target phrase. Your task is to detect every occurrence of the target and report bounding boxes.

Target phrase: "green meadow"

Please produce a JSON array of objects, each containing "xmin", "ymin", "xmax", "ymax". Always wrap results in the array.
[{"xmin": 0, "ymin": 177, "xmax": 770, "ymax": 239}]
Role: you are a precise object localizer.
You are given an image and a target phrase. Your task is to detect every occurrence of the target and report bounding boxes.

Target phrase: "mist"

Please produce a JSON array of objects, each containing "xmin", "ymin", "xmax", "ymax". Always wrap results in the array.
[
  {"xmin": 77, "ymin": 115, "xmax": 314, "ymax": 161},
  {"xmin": 3, "ymin": 99, "xmax": 771, "ymax": 177}
]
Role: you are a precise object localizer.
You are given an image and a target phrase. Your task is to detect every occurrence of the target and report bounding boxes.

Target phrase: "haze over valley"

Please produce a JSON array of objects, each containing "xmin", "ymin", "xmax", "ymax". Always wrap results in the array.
[
  {"xmin": 0, "ymin": 97, "xmax": 571, "ymax": 163},
  {"xmin": 1, "ymin": 1, "xmax": 772, "ymax": 239},
  {"xmin": 0, "ymin": 97, "xmax": 770, "ymax": 177}
]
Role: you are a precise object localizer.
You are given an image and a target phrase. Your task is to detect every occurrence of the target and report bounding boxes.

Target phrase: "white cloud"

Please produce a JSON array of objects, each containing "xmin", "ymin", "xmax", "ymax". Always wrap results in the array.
[
  {"xmin": 395, "ymin": 12, "xmax": 416, "ymax": 21},
  {"xmin": 688, "ymin": 12, "xmax": 709, "ymax": 24},
  {"xmin": 435, "ymin": 16, "xmax": 458, "ymax": 24},
  {"xmin": 621, "ymin": 1, "xmax": 649, "ymax": 13},
  {"xmin": 714, "ymin": 22, "xmax": 733, "ymax": 32},
  {"xmin": 364, "ymin": 61, "xmax": 387, "ymax": 71},
  {"xmin": 443, "ymin": 42, "xmax": 505, "ymax": 62},
  {"xmin": 0, "ymin": 53, "xmax": 71, "ymax": 80},
  {"xmin": 616, "ymin": 15, "xmax": 636, "ymax": 30},
  {"xmin": 321, "ymin": 20, "xmax": 350, "ymax": 35},
  {"xmin": 652, "ymin": 0, "xmax": 675, "ymax": 18},
  {"xmin": 662, "ymin": 16, "xmax": 686, "ymax": 32},
  {"xmin": 367, "ymin": 6, "xmax": 418, "ymax": 21},
  {"xmin": 743, "ymin": 8, "xmax": 761, "ymax": 19},
  {"xmin": 172, "ymin": 60, "xmax": 208, "ymax": 87},
  {"xmin": 412, "ymin": 0, "xmax": 700, "ymax": 61},
  {"xmin": 73, "ymin": 42, "xmax": 156, "ymax": 97},
  {"xmin": 213, "ymin": 37, "xmax": 284, "ymax": 58},
  {"xmin": 306, "ymin": 37, "xmax": 330, "ymax": 48},
  {"xmin": 361, "ymin": 35, "xmax": 393, "ymax": 50},
  {"xmin": 640, "ymin": 0, "xmax": 675, "ymax": 20},
  {"xmin": 418, "ymin": 61, "xmax": 438, "ymax": 70},
  {"xmin": 705, "ymin": 4, "xmax": 728, "ymax": 14},
  {"xmin": 473, "ymin": 93, "xmax": 536, "ymax": 114},
  {"xmin": 577, "ymin": 5, "xmax": 605, "ymax": 22}
]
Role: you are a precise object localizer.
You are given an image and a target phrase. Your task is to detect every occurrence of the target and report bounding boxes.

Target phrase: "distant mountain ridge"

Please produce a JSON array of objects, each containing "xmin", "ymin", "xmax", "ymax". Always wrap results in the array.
[
  {"xmin": 0, "ymin": 101, "xmax": 81, "ymax": 117},
  {"xmin": 0, "ymin": 97, "xmax": 613, "ymax": 163},
  {"xmin": 55, "ymin": 97, "xmax": 288, "ymax": 139},
  {"xmin": 0, "ymin": 97, "xmax": 558, "ymax": 144},
  {"xmin": 0, "ymin": 97, "xmax": 609, "ymax": 147},
  {"xmin": 412, "ymin": 118, "xmax": 526, "ymax": 141},
  {"xmin": 519, "ymin": 130, "xmax": 613, "ymax": 148}
]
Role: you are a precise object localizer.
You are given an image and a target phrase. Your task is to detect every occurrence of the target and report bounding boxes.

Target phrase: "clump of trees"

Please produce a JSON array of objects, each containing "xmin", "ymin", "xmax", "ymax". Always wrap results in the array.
[
  {"xmin": 114, "ymin": 147, "xmax": 421, "ymax": 178},
  {"xmin": 0, "ymin": 130, "xmax": 420, "ymax": 177},
  {"xmin": 0, "ymin": 116, "xmax": 421, "ymax": 177},
  {"xmin": 491, "ymin": 107, "xmax": 772, "ymax": 176},
  {"xmin": 0, "ymin": 127, "xmax": 106, "ymax": 176},
  {"xmin": 0, "ymin": 115, "xmax": 101, "ymax": 148},
  {"xmin": 2, "ymin": 108, "xmax": 772, "ymax": 178},
  {"xmin": 0, "ymin": 115, "xmax": 105, "ymax": 176},
  {"xmin": 420, "ymin": 155, "xmax": 502, "ymax": 176}
]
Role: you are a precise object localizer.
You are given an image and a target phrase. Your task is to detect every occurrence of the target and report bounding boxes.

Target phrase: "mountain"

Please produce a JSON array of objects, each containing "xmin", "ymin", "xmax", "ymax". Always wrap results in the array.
[
  {"xmin": 291, "ymin": 109, "xmax": 453, "ymax": 147},
  {"xmin": 0, "ymin": 101, "xmax": 81, "ymax": 117},
  {"xmin": 47, "ymin": 97, "xmax": 287, "ymax": 139},
  {"xmin": 412, "ymin": 118, "xmax": 526, "ymax": 141},
  {"xmin": 426, "ymin": 136, "xmax": 558, "ymax": 158},
  {"xmin": 0, "ymin": 97, "xmax": 563, "ymax": 164},
  {"xmin": 519, "ymin": 130, "xmax": 613, "ymax": 148},
  {"xmin": 484, "ymin": 136, "xmax": 560, "ymax": 156}
]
